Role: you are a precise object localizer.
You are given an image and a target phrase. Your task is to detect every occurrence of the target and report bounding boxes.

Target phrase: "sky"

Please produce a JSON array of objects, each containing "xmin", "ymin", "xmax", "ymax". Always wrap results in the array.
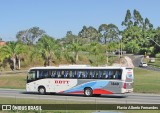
[{"xmin": 0, "ymin": 0, "xmax": 160, "ymax": 41}]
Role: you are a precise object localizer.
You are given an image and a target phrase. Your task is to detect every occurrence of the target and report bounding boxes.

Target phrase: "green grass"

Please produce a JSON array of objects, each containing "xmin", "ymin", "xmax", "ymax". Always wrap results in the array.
[
  {"xmin": 143, "ymin": 58, "xmax": 160, "ymax": 68},
  {"xmin": 148, "ymin": 58, "xmax": 160, "ymax": 68},
  {"xmin": 134, "ymin": 68, "xmax": 160, "ymax": 93},
  {"xmin": 0, "ymin": 72, "xmax": 26, "ymax": 89}
]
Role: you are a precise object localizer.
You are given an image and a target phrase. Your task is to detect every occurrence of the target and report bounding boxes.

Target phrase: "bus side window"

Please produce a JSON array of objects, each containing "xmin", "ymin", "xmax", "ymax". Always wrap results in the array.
[
  {"xmin": 51, "ymin": 71, "xmax": 56, "ymax": 78},
  {"xmin": 109, "ymin": 70, "xmax": 114, "ymax": 79},
  {"xmin": 77, "ymin": 71, "xmax": 82, "ymax": 78},
  {"xmin": 48, "ymin": 70, "xmax": 52, "ymax": 78},
  {"xmin": 72, "ymin": 71, "xmax": 76, "ymax": 78},
  {"xmin": 114, "ymin": 70, "xmax": 121, "ymax": 79},
  {"xmin": 91, "ymin": 71, "xmax": 95, "ymax": 79},
  {"xmin": 82, "ymin": 70, "xmax": 87, "ymax": 79},
  {"xmin": 43, "ymin": 71, "xmax": 49, "ymax": 78},
  {"xmin": 57, "ymin": 71, "xmax": 61, "ymax": 78},
  {"xmin": 84, "ymin": 71, "xmax": 89, "ymax": 79},
  {"xmin": 39, "ymin": 71, "xmax": 43, "ymax": 78},
  {"xmin": 69, "ymin": 71, "xmax": 73, "ymax": 78},
  {"xmin": 64, "ymin": 71, "xmax": 69, "ymax": 78},
  {"xmin": 61, "ymin": 70, "xmax": 64, "ymax": 78},
  {"xmin": 98, "ymin": 71, "xmax": 102, "ymax": 79},
  {"xmin": 103, "ymin": 70, "xmax": 109, "ymax": 79}
]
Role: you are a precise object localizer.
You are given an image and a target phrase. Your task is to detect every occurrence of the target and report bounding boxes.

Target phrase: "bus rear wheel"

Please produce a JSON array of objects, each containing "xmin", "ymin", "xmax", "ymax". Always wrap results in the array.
[
  {"xmin": 84, "ymin": 88, "xmax": 93, "ymax": 97},
  {"xmin": 38, "ymin": 86, "xmax": 46, "ymax": 95}
]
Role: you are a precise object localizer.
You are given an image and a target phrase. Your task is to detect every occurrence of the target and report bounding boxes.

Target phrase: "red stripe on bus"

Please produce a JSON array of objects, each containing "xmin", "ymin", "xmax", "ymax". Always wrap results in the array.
[{"xmin": 93, "ymin": 89, "xmax": 113, "ymax": 94}]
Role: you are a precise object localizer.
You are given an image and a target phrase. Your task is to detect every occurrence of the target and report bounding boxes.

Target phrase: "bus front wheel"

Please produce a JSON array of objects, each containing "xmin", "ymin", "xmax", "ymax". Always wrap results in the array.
[
  {"xmin": 84, "ymin": 88, "xmax": 93, "ymax": 97},
  {"xmin": 38, "ymin": 86, "xmax": 46, "ymax": 95}
]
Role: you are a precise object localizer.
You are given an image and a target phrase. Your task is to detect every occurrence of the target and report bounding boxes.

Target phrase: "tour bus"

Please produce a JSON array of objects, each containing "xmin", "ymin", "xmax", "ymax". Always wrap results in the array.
[{"xmin": 26, "ymin": 65, "xmax": 133, "ymax": 96}]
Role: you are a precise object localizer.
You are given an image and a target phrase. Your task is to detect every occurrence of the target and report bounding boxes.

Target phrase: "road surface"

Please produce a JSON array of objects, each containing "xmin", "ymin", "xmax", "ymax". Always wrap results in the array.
[
  {"xmin": 0, "ymin": 89, "xmax": 160, "ymax": 104},
  {"xmin": 128, "ymin": 55, "xmax": 160, "ymax": 71}
]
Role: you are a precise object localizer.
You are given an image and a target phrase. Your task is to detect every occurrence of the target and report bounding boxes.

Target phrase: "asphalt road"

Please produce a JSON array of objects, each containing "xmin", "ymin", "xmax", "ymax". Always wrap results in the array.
[
  {"xmin": 128, "ymin": 55, "xmax": 160, "ymax": 71},
  {"xmin": 0, "ymin": 89, "xmax": 160, "ymax": 104}
]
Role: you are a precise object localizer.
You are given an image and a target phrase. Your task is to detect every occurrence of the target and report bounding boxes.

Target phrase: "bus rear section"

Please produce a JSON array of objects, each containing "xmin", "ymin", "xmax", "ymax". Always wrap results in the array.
[{"xmin": 123, "ymin": 68, "xmax": 134, "ymax": 93}]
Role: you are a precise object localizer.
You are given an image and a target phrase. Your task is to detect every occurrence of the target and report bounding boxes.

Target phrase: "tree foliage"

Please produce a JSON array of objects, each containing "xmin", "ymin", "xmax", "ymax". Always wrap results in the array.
[
  {"xmin": 16, "ymin": 27, "xmax": 45, "ymax": 45},
  {"xmin": 1, "ymin": 9, "xmax": 160, "ymax": 70}
]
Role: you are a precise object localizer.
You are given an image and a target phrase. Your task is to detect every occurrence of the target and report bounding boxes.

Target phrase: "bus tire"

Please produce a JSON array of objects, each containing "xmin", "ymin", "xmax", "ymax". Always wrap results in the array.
[
  {"xmin": 84, "ymin": 88, "xmax": 93, "ymax": 97},
  {"xmin": 38, "ymin": 86, "xmax": 46, "ymax": 95}
]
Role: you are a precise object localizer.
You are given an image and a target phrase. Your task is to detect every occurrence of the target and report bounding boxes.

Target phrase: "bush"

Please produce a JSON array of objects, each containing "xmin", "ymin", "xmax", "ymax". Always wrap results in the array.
[{"xmin": 155, "ymin": 53, "xmax": 160, "ymax": 58}]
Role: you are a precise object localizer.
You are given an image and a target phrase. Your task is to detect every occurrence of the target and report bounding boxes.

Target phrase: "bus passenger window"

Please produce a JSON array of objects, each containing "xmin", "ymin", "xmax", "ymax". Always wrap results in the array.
[
  {"xmin": 64, "ymin": 71, "xmax": 69, "ymax": 78},
  {"xmin": 48, "ymin": 70, "xmax": 52, "ymax": 78},
  {"xmin": 98, "ymin": 71, "xmax": 102, "ymax": 79},
  {"xmin": 72, "ymin": 71, "xmax": 76, "ymax": 78},
  {"xmin": 82, "ymin": 71, "xmax": 87, "ymax": 79},
  {"xmin": 61, "ymin": 71, "xmax": 64, "ymax": 78},
  {"xmin": 103, "ymin": 71, "xmax": 109, "ymax": 79},
  {"xmin": 69, "ymin": 71, "xmax": 73, "ymax": 78},
  {"xmin": 57, "ymin": 71, "xmax": 61, "ymax": 78},
  {"xmin": 114, "ymin": 70, "xmax": 121, "ymax": 79},
  {"xmin": 84, "ymin": 71, "xmax": 89, "ymax": 79},
  {"xmin": 77, "ymin": 71, "xmax": 82, "ymax": 78},
  {"xmin": 91, "ymin": 71, "xmax": 95, "ymax": 79},
  {"xmin": 43, "ymin": 71, "xmax": 49, "ymax": 78},
  {"xmin": 51, "ymin": 71, "xmax": 56, "ymax": 78},
  {"xmin": 109, "ymin": 71, "xmax": 114, "ymax": 79},
  {"xmin": 39, "ymin": 71, "xmax": 43, "ymax": 78}
]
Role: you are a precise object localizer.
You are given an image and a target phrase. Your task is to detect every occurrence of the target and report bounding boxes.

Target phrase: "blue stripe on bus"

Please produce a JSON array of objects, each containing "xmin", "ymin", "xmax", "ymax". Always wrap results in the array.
[{"xmin": 63, "ymin": 80, "xmax": 109, "ymax": 93}]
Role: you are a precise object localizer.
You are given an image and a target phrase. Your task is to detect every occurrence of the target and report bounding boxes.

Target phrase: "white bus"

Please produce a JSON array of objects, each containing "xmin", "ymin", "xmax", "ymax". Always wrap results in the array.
[{"xmin": 26, "ymin": 65, "xmax": 133, "ymax": 96}]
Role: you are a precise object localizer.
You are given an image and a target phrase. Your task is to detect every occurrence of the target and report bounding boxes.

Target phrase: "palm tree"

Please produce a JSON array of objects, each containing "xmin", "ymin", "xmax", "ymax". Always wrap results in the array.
[
  {"xmin": 35, "ymin": 35, "xmax": 59, "ymax": 66},
  {"xmin": 69, "ymin": 42, "xmax": 81, "ymax": 64},
  {"xmin": 89, "ymin": 42, "xmax": 100, "ymax": 65},
  {"xmin": 0, "ymin": 41, "xmax": 25, "ymax": 70}
]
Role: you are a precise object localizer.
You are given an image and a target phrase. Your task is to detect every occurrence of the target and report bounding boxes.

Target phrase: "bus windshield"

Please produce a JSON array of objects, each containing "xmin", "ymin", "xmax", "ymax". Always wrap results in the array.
[{"xmin": 27, "ymin": 71, "xmax": 36, "ymax": 82}]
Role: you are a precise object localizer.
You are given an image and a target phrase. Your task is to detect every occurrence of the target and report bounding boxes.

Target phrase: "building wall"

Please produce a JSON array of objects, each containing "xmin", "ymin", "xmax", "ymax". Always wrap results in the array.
[{"xmin": 0, "ymin": 41, "xmax": 6, "ymax": 46}]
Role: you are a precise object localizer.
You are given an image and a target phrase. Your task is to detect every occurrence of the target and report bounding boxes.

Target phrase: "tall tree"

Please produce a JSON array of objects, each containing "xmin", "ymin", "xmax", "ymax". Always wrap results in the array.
[
  {"xmin": 69, "ymin": 42, "xmax": 81, "ymax": 63},
  {"xmin": 0, "ymin": 41, "xmax": 25, "ymax": 70},
  {"xmin": 133, "ymin": 9, "xmax": 143, "ymax": 27},
  {"xmin": 106, "ymin": 24, "xmax": 119, "ymax": 42},
  {"xmin": 88, "ymin": 42, "xmax": 106, "ymax": 65},
  {"xmin": 98, "ymin": 24, "xmax": 108, "ymax": 44},
  {"xmin": 16, "ymin": 27, "xmax": 45, "ymax": 45},
  {"xmin": 122, "ymin": 9, "xmax": 133, "ymax": 28},
  {"xmin": 35, "ymin": 35, "xmax": 59, "ymax": 66},
  {"xmin": 78, "ymin": 26, "xmax": 100, "ymax": 43},
  {"xmin": 99, "ymin": 24, "xmax": 119, "ymax": 43}
]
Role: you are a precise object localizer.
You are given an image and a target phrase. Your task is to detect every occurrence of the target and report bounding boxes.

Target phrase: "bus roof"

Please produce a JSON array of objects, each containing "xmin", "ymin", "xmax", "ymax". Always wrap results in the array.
[{"xmin": 29, "ymin": 65, "xmax": 130, "ymax": 70}]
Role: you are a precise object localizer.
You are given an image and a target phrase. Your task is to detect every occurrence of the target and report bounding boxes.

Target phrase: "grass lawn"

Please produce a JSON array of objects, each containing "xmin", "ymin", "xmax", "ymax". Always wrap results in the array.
[
  {"xmin": 134, "ymin": 68, "xmax": 160, "ymax": 93},
  {"xmin": 148, "ymin": 58, "xmax": 160, "ymax": 68},
  {"xmin": 143, "ymin": 57, "xmax": 160, "ymax": 68},
  {"xmin": 0, "ymin": 72, "xmax": 26, "ymax": 89}
]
